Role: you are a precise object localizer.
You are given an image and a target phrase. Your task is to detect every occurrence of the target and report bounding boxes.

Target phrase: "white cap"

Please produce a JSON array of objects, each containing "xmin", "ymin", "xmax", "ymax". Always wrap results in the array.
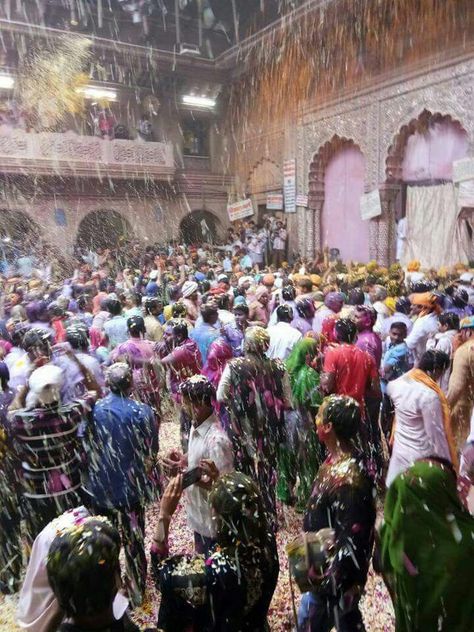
[
  {"xmin": 149, "ymin": 270, "xmax": 158, "ymax": 280},
  {"xmin": 27, "ymin": 365, "xmax": 64, "ymax": 407},
  {"xmin": 459, "ymin": 272, "xmax": 473, "ymax": 283}
]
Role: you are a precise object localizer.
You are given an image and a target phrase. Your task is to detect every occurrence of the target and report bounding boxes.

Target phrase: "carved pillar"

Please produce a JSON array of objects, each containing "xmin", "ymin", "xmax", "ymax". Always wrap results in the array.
[
  {"xmin": 378, "ymin": 182, "xmax": 402, "ymax": 265},
  {"xmin": 312, "ymin": 197, "xmax": 324, "ymax": 256}
]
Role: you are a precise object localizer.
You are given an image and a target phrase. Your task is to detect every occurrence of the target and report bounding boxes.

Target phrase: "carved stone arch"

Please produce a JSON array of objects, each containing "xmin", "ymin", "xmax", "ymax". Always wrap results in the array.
[
  {"xmin": 385, "ymin": 109, "xmax": 468, "ymax": 183},
  {"xmin": 381, "ymin": 110, "xmax": 469, "ymax": 263},
  {"xmin": 306, "ymin": 136, "xmax": 364, "ymax": 256},
  {"xmin": 246, "ymin": 158, "xmax": 281, "ymax": 196}
]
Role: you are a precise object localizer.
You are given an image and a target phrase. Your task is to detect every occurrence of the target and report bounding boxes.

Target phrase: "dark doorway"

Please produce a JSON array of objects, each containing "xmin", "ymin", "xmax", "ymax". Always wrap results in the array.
[
  {"xmin": 76, "ymin": 210, "xmax": 133, "ymax": 250},
  {"xmin": 179, "ymin": 210, "xmax": 221, "ymax": 244}
]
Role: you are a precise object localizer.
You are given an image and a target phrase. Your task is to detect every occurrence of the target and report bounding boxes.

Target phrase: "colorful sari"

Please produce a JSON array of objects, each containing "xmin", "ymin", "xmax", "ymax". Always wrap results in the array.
[
  {"xmin": 380, "ymin": 459, "xmax": 474, "ymax": 631},
  {"xmin": 277, "ymin": 338, "xmax": 324, "ymax": 511}
]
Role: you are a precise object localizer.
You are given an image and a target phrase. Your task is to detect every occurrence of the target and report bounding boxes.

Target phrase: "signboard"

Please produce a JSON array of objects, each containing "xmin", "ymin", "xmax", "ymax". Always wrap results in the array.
[
  {"xmin": 266, "ymin": 193, "xmax": 283, "ymax": 210},
  {"xmin": 227, "ymin": 198, "xmax": 254, "ymax": 222},
  {"xmin": 360, "ymin": 189, "xmax": 382, "ymax": 220},
  {"xmin": 453, "ymin": 157, "xmax": 474, "ymax": 183},
  {"xmin": 296, "ymin": 194, "xmax": 308, "ymax": 207},
  {"xmin": 283, "ymin": 159, "xmax": 296, "ymax": 213}
]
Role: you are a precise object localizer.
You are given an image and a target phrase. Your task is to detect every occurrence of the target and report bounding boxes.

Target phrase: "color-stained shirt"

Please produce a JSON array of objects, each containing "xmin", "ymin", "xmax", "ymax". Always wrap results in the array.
[
  {"xmin": 10, "ymin": 398, "xmax": 92, "ymax": 499},
  {"xmin": 161, "ymin": 339, "xmax": 202, "ymax": 399},
  {"xmin": 186, "ymin": 413, "xmax": 234, "ymax": 537},
  {"xmin": 323, "ymin": 344, "xmax": 378, "ymax": 409},
  {"xmin": 87, "ymin": 393, "xmax": 158, "ymax": 509},
  {"xmin": 104, "ymin": 315, "xmax": 129, "ymax": 349}
]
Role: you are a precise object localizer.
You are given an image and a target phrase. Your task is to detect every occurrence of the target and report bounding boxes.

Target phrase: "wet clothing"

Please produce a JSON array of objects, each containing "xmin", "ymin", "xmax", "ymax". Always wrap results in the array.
[
  {"xmin": 299, "ymin": 455, "xmax": 375, "ymax": 632},
  {"xmin": 154, "ymin": 538, "xmax": 279, "ymax": 632},
  {"xmin": 380, "ymin": 459, "xmax": 474, "ymax": 631}
]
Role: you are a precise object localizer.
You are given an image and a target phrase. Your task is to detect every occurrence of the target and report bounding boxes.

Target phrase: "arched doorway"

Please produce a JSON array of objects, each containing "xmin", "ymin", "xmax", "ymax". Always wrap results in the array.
[
  {"xmin": 385, "ymin": 111, "xmax": 470, "ymax": 266},
  {"xmin": 76, "ymin": 210, "xmax": 133, "ymax": 251},
  {"xmin": 179, "ymin": 210, "xmax": 221, "ymax": 244},
  {"xmin": 0, "ymin": 209, "xmax": 43, "ymax": 267},
  {"xmin": 309, "ymin": 136, "xmax": 369, "ymax": 262}
]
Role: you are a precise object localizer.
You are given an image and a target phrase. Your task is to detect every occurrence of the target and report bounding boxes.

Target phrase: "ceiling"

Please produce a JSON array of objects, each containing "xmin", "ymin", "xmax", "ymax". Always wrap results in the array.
[{"xmin": 0, "ymin": 0, "xmax": 304, "ymax": 59}]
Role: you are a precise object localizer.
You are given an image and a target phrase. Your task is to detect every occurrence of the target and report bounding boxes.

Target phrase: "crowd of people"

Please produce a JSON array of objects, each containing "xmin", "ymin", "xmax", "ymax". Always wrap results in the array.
[{"xmin": 0, "ymin": 233, "xmax": 473, "ymax": 632}]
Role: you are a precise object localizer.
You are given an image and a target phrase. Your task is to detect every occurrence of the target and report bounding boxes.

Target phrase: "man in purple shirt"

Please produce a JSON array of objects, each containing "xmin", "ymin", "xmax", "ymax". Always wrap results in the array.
[{"xmin": 353, "ymin": 305, "xmax": 382, "ymax": 367}]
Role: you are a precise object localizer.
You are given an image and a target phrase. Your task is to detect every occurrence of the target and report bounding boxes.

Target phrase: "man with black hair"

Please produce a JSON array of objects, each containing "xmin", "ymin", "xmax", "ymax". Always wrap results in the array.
[
  {"xmin": 86, "ymin": 363, "xmax": 158, "ymax": 608},
  {"xmin": 161, "ymin": 375, "xmax": 233, "ymax": 556},
  {"xmin": 104, "ymin": 299, "xmax": 128, "ymax": 349},
  {"xmin": 298, "ymin": 395, "xmax": 376, "ymax": 632},
  {"xmin": 426, "ymin": 311, "xmax": 459, "ymax": 392},
  {"xmin": 46, "ymin": 517, "xmax": 142, "ymax": 632},
  {"xmin": 222, "ymin": 303, "xmax": 249, "ymax": 357},
  {"xmin": 387, "ymin": 349, "xmax": 457, "ymax": 486},
  {"xmin": 321, "ymin": 318, "xmax": 380, "ymax": 411},
  {"xmin": 380, "ymin": 296, "xmax": 413, "ymax": 338},
  {"xmin": 66, "ymin": 325, "xmax": 105, "ymax": 395},
  {"xmin": 267, "ymin": 304, "xmax": 302, "ymax": 360},
  {"xmin": 143, "ymin": 296, "xmax": 164, "ymax": 342},
  {"xmin": 190, "ymin": 303, "xmax": 220, "ymax": 364},
  {"xmin": 111, "ymin": 316, "xmax": 162, "ymax": 415}
]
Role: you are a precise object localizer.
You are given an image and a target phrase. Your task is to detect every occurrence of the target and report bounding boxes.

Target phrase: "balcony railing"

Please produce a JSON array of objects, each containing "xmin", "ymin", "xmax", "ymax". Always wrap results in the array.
[
  {"xmin": 182, "ymin": 155, "xmax": 211, "ymax": 172},
  {"xmin": 0, "ymin": 129, "xmax": 175, "ymax": 179}
]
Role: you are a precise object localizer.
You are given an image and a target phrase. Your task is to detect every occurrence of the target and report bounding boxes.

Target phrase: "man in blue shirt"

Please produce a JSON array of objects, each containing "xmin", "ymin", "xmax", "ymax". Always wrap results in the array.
[
  {"xmin": 103, "ymin": 298, "xmax": 128, "ymax": 349},
  {"xmin": 86, "ymin": 362, "xmax": 158, "ymax": 608},
  {"xmin": 190, "ymin": 303, "xmax": 220, "ymax": 364}
]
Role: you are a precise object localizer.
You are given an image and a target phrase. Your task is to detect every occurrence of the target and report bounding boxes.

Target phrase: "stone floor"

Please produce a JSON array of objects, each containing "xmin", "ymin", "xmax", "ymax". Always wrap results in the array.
[{"xmin": 0, "ymin": 418, "xmax": 395, "ymax": 631}]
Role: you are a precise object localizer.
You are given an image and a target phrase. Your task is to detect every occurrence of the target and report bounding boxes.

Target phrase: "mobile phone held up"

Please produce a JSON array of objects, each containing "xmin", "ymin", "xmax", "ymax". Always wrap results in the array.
[{"xmin": 182, "ymin": 466, "xmax": 202, "ymax": 489}]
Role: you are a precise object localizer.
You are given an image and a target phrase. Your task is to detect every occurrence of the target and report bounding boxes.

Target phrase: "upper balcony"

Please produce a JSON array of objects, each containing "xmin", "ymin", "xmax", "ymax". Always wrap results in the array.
[{"xmin": 0, "ymin": 129, "xmax": 175, "ymax": 180}]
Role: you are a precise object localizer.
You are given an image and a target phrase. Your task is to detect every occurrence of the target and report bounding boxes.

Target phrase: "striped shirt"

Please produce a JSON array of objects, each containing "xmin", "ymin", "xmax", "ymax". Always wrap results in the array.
[{"xmin": 10, "ymin": 399, "xmax": 92, "ymax": 499}]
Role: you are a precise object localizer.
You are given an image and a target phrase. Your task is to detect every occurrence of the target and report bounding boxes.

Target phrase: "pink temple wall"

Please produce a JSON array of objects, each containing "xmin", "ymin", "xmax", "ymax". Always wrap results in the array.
[
  {"xmin": 321, "ymin": 146, "xmax": 370, "ymax": 262},
  {"xmin": 402, "ymin": 121, "xmax": 469, "ymax": 182}
]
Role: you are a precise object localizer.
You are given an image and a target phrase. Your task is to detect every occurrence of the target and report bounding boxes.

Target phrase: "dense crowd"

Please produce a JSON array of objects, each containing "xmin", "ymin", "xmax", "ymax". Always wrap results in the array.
[{"xmin": 0, "ymin": 232, "xmax": 473, "ymax": 632}]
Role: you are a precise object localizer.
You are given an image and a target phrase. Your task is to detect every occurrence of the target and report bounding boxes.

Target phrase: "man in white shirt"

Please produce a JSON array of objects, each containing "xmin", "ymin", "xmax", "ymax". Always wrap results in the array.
[
  {"xmin": 386, "ymin": 350, "xmax": 454, "ymax": 487},
  {"xmin": 267, "ymin": 305, "xmax": 302, "ymax": 361},
  {"xmin": 405, "ymin": 292, "xmax": 440, "ymax": 366},
  {"xmin": 162, "ymin": 375, "xmax": 233, "ymax": 555}
]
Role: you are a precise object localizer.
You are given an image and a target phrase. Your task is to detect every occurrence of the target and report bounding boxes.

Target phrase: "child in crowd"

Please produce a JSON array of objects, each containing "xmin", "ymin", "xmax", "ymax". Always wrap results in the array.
[{"xmin": 381, "ymin": 322, "xmax": 411, "ymax": 438}]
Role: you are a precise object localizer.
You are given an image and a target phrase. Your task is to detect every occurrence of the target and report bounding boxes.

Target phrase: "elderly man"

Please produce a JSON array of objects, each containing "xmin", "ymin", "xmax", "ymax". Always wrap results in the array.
[
  {"xmin": 86, "ymin": 363, "xmax": 158, "ymax": 608},
  {"xmin": 180, "ymin": 280, "xmax": 200, "ymax": 324},
  {"xmin": 369, "ymin": 284, "xmax": 390, "ymax": 335},
  {"xmin": 312, "ymin": 292, "xmax": 344, "ymax": 333}
]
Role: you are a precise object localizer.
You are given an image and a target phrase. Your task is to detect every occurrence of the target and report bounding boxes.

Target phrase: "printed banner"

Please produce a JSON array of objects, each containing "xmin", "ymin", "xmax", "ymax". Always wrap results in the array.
[
  {"xmin": 360, "ymin": 189, "xmax": 382, "ymax": 220},
  {"xmin": 296, "ymin": 194, "xmax": 308, "ymax": 207},
  {"xmin": 266, "ymin": 193, "xmax": 284, "ymax": 210},
  {"xmin": 227, "ymin": 198, "xmax": 254, "ymax": 221},
  {"xmin": 283, "ymin": 159, "xmax": 296, "ymax": 213}
]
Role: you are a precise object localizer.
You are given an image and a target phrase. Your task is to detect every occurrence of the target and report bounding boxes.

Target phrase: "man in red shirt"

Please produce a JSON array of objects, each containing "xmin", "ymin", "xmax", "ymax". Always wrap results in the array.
[
  {"xmin": 321, "ymin": 318, "xmax": 383, "ymax": 478},
  {"xmin": 321, "ymin": 318, "xmax": 381, "ymax": 412}
]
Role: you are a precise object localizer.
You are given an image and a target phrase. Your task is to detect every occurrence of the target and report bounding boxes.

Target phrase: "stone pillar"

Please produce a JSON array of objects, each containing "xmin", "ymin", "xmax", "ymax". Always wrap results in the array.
[{"xmin": 378, "ymin": 183, "xmax": 402, "ymax": 265}]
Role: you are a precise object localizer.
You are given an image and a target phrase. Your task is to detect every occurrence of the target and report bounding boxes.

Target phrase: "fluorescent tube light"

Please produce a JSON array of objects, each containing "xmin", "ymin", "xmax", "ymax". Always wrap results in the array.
[
  {"xmin": 182, "ymin": 95, "xmax": 216, "ymax": 108},
  {"xmin": 77, "ymin": 86, "xmax": 117, "ymax": 101},
  {"xmin": 0, "ymin": 74, "xmax": 14, "ymax": 89}
]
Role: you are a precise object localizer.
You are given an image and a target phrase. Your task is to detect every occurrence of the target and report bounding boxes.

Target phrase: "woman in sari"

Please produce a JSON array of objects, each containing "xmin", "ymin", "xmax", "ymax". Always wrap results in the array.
[
  {"xmin": 151, "ymin": 472, "xmax": 279, "ymax": 632},
  {"xmin": 277, "ymin": 337, "xmax": 324, "ymax": 511},
  {"xmin": 380, "ymin": 457, "xmax": 474, "ymax": 631}
]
